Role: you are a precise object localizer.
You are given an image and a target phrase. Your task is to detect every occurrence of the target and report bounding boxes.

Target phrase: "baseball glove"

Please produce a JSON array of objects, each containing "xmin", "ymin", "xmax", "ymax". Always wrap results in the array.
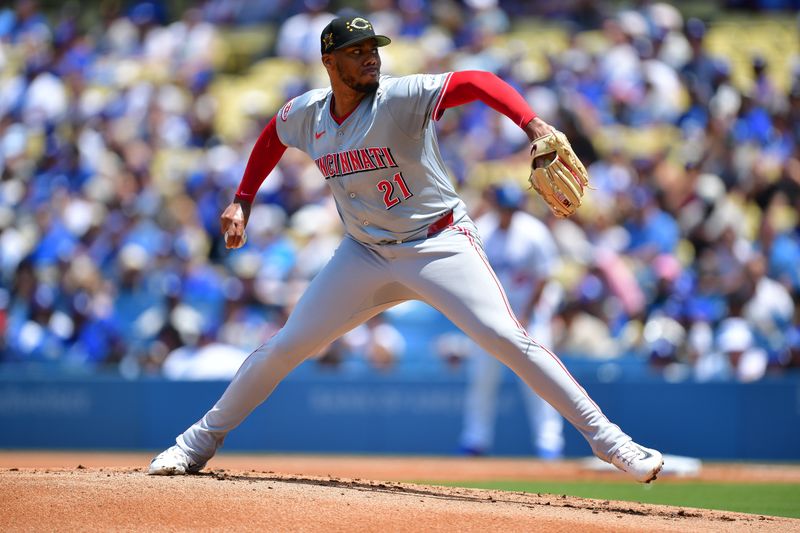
[{"xmin": 528, "ymin": 130, "xmax": 589, "ymax": 218}]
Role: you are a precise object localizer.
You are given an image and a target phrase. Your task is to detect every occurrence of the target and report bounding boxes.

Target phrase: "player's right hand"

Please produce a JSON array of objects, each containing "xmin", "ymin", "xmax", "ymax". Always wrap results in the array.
[{"xmin": 220, "ymin": 199, "xmax": 251, "ymax": 249}]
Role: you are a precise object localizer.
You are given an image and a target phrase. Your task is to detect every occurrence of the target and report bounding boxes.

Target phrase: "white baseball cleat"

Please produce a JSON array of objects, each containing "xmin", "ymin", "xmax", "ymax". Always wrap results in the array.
[
  {"xmin": 609, "ymin": 441, "xmax": 664, "ymax": 483},
  {"xmin": 148, "ymin": 445, "xmax": 205, "ymax": 476}
]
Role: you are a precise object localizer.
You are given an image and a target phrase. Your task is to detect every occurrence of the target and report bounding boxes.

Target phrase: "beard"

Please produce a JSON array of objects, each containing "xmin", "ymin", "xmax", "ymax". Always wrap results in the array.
[{"xmin": 337, "ymin": 63, "xmax": 379, "ymax": 94}]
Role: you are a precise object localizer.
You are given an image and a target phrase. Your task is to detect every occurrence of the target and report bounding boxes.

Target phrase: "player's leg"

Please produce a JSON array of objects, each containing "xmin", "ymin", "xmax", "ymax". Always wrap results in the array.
[
  {"xmin": 151, "ymin": 238, "xmax": 409, "ymax": 473},
  {"xmin": 459, "ymin": 347, "xmax": 503, "ymax": 455},
  {"xmin": 396, "ymin": 225, "xmax": 662, "ymax": 481}
]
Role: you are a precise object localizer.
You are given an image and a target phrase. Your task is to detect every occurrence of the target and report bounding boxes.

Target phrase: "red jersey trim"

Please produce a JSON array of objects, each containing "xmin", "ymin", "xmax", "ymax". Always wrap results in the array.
[
  {"xmin": 432, "ymin": 72, "xmax": 454, "ymax": 122},
  {"xmin": 330, "ymin": 95, "xmax": 360, "ymax": 125}
]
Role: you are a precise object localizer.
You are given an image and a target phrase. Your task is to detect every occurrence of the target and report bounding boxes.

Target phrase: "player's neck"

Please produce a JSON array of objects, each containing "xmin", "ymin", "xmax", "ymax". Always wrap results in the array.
[
  {"xmin": 498, "ymin": 211, "xmax": 514, "ymax": 230},
  {"xmin": 330, "ymin": 84, "xmax": 366, "ymax": 120}
]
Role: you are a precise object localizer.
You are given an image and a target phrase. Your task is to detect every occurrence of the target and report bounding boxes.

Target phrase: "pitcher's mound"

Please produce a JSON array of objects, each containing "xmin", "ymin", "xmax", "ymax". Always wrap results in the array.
[{"xmin": 2, "ymin": 465, "xmax": 796, "ymax": 532}]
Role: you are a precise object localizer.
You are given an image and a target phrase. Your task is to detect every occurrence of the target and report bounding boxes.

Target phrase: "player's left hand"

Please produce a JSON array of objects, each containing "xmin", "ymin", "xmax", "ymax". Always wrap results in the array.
[
  {"xmin": 220, "ymin": 199, "xmax": 251, "ymax": 249},
  {"xmin": 523, "ymin": 117, "xmax": 553, "ymax": 144},
  {"xmin": 527, "ymin": 128, "xmax": 589, "ymax": 218},
  {"xmin": 525, "ymin": 117, "xmax": 557, "ymax": 170}
]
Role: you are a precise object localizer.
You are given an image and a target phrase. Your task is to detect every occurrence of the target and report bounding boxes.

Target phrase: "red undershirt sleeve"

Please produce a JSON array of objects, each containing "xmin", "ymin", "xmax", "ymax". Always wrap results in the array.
[
  {"xmin": 432, "ymin": 70, "xmax": 537, "ymax": 128},
  {"xmin": 234, "ymin": 115, "xmax": 287, "ymax": 202}
]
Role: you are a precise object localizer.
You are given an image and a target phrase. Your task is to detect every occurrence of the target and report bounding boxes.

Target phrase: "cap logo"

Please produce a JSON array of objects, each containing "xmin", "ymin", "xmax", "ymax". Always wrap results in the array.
[
  {"xmin": 322, "ymin": 32, "xmax": 334, "ymax": 51},
  {"xmin": 347, "ymin": 17, "xmax": 372, "ymax": 31}
]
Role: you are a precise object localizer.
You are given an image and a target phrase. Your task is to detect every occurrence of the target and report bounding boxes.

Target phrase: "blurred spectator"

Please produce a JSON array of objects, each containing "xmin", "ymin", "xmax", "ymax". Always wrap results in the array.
[
  {"xmin": 316, "ymin": 314, "xmax": 406, "ymax": 372},
  {"xmin": 680, "ymin": 18, "xmax": 719, "ymax": 105},
  {"xmin": 750, "ymin": 54, "xmax": 779, "ymax": 110},
  {"xmin": 348, "ymin": 315, "xmax": 406, "ymax": 372},
  {"xmin": 274, "ymin": 0, "xmax": 334, "ymax": 64},
  {"xmin": 695, "ymin": 317, "xmax": 768, "ymax": 382},
  {"xmin": 623, "ymin": 189, "xmax": 680, "ymax": 261},
  {"xmin": 741, "ymin": 253, "xmax": 795, "ymax": 360},
  {"xmin": 0, "ymin": 0, "xmax": 49, "ymax": 44},
  {"xmin": 162, "ymin": 332, "xmax": 250, "ymax": 380},
  {"xmin": 554, "ymin": 297, "xmax": 619, "ymax": 359},
  {"xmin": 787, "ymin": 291, "xmax": 800, "ymax": 370}
]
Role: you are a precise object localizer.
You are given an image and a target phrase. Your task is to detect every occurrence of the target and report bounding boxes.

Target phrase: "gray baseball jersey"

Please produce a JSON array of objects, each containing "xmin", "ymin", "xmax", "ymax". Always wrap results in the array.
[
  {"xmin": 170, "ymin": 73, "xmax": 633, "ymax": 468},
  {"xmin": 275, "ymin": 73, "xmax": 467, "ymax": 244}
]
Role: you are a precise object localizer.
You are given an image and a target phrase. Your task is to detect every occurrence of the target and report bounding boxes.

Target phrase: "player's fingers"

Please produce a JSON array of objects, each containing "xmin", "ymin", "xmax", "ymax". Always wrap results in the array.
[
  {"xmin": 220, "ymin": 203, "xmax": 245, "ymax": 234},
  {"xmin": 552, "ymin": 164, "xmax": 582, "ymax": 204},
  {"xmin": 224, "ymin": 230, "xmax": 238, "ymax": 249},
  {"xmin": 224, "ymin": 230, "xmax": 247, "ymax": 249},
  {"xmin": 533, "ymin": 152, "xmax": 556, "ymax": 169},
  {"xmin": 220, "ymin": 219, "xmax": 230, "ymax": 234},
  {"xmin": 224, "ymin": 216, "xmax": 246, "ymax": 238}
]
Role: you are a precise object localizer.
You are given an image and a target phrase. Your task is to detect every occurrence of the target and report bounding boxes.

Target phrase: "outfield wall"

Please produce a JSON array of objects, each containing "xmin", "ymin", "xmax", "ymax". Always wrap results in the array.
[{"xmin": 2, "ymin": 365, "xmax": 799, "ymax": 460}]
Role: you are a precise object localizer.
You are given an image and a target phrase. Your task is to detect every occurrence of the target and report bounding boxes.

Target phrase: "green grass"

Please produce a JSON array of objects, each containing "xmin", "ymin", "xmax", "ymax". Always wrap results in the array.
[{"xmin": 429, "ymin": 480, "xmax": 800, "ymax": 519}]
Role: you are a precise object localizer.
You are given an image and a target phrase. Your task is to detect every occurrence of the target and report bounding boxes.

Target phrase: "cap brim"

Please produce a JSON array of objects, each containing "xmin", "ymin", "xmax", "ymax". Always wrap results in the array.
[{"xmin": 333, "ymin": 35, "xmax": 391, "ymax": 51}]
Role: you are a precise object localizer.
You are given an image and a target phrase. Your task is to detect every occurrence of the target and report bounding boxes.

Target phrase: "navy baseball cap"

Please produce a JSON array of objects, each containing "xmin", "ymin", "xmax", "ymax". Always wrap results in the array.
[
  {"xmin": 320, "ymin": 15, "xmax": 391, "ymax": 55},
  {"xmin": 494, "ymin": 182, "xmax": 524, "ymax": 210}
]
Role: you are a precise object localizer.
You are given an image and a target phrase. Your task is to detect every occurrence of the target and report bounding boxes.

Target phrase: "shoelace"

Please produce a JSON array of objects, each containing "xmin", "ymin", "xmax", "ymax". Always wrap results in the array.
[{"xmin": 615, "ymin": 444, "xmax": 643, "ymax": 467}]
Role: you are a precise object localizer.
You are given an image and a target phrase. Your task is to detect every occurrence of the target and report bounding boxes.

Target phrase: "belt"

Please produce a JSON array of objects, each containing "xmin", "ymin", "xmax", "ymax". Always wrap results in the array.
[
  {"xmin": 384, "ymin": 210, "xmax": 454, "ymax": 245},
  {"xmin": 426, "ymin": 210, "xmax": 454, "ymax": 237}
]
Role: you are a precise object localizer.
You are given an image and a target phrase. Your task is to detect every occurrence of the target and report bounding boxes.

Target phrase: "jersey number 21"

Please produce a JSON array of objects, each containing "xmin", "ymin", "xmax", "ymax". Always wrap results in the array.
[{"xmin": 377, "ymin": 172, "xmax": 413, "ymax": 209}]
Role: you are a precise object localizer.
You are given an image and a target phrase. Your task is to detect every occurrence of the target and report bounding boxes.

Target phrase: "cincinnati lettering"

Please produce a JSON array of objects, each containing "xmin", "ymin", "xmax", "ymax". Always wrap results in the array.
[{"xmin": 314, "ymin": 146, "xmax": 398, "ymax": 179}]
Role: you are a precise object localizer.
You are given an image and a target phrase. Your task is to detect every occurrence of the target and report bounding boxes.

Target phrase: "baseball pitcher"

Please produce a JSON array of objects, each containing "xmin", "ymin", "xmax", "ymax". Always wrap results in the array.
[{"xmin": 149, "ymin": 14, "xmax": 663, "ymax": 483}]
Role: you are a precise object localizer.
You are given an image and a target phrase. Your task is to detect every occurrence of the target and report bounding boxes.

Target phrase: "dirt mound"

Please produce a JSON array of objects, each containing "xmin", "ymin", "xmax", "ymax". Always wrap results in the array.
[{"xmin": 2, "ymin": 463, "xmax": 798, "ymax": 532}]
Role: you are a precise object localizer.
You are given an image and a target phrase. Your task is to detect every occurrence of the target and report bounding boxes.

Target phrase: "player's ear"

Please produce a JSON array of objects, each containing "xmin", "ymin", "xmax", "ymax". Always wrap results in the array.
[{"xmin": 322, "ymin": 54, "xmax": 333, "ymax": 69}]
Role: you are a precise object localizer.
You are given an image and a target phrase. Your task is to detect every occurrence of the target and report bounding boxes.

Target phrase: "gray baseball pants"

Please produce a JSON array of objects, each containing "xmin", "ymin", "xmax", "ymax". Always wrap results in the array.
[{"xmin": 176, "ymin": 222, "xmax": 630, "ymax": 463}]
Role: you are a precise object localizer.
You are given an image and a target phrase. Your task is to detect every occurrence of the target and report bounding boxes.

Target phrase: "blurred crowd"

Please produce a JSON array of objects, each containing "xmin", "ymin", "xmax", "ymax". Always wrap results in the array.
[{"xmin": 0, "ymin": 0, "xmax": 798, "ymax": 382}]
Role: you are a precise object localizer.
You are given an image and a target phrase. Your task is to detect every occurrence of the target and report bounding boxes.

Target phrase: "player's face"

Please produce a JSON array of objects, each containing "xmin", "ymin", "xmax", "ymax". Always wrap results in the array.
[
  {"xmin": 498, "ymin": 207, "xmax": 514, "ymax": 229},
  {"xmin": 330, "ymin": 39, "xmax": 381, "ymax": 93}
]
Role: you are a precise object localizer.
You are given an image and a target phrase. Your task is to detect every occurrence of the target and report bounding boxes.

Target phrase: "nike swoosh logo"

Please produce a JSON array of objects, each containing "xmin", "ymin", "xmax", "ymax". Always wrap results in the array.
[
  {"xmin": 315, "ymin": 130, "xmax": 326, "ymax": 139},
  {"xmin": 638, "ymin": 449, "xmax": 654, "ymax": 460}
]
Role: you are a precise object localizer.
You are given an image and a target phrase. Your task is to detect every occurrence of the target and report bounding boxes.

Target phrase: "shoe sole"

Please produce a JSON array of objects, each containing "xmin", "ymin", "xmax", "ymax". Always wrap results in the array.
[
  {"xmin": 643, "ymin": 459, "xmax": 665, "ymax": 483},
  {"xmin": 148, "ymin": 466, "xmax": 186, "ymax": 476}
]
